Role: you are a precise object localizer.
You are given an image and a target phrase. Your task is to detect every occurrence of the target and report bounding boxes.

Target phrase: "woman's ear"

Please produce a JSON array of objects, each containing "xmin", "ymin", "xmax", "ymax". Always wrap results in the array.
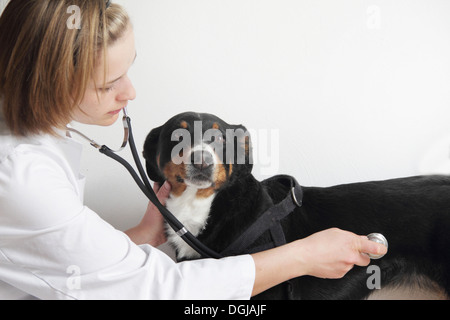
[{"xmin": 143, "ymin": 126, "xmax": 166, "ymax": 184}]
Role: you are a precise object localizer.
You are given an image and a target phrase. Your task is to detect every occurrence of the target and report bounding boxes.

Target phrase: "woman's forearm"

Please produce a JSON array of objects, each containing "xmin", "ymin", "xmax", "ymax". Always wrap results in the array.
[{"xmin": 251, "ymin": 242, "xmax": 305, "ymax": 296}]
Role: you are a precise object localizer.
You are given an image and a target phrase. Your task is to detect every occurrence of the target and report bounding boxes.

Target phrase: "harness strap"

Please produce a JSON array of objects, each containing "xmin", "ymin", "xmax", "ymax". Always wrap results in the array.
[
  {"xmin": 270, "ymin": 223, "xmax": 287, "ymax": 247},
  {"xmin": 221, "ymin": 176, "xmax": 303, "ymax": 256}
]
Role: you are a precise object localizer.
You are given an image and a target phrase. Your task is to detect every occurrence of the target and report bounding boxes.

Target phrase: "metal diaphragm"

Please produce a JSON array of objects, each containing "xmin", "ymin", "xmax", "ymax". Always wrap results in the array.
[{"xmin": 367, "ymin": 233, "xmax": 388, "ymax": 259}]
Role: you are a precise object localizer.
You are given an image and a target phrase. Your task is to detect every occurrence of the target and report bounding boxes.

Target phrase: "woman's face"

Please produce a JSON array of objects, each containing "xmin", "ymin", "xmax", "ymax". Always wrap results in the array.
[{"xmin": 73, "ymin": 25, "xmax": 137, "ymax": 126}]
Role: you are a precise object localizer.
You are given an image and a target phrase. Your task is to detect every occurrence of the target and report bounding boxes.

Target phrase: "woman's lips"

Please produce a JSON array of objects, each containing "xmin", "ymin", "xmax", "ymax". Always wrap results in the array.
[{"xmin": 108, "ymin": 108, "xmax": 124, "ymax": 115}]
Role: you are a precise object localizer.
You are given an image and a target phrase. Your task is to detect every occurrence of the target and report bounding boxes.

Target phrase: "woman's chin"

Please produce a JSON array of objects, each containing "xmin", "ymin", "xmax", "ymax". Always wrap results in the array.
[{"xmin": 100, "ymin": 113, "xmax": 121, "ymax": 126}]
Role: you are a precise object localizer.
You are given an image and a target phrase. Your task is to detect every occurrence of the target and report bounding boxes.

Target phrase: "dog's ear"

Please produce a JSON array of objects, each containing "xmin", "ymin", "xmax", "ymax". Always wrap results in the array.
[{"xmin": 143, "ymin": 126, "xmax": 166, "ymax": 184}]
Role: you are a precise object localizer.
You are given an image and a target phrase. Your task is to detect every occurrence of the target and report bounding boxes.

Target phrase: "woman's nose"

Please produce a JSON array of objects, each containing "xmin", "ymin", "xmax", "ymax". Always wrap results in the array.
[{"xmin": 117, "ymin": 75, "xmax": 136, "ymax": 101}]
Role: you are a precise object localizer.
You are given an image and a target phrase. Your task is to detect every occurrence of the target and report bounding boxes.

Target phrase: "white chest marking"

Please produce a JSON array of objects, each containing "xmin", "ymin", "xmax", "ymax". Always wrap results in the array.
[{"xmin": 166, "ymin": 186, "xmax": 216, "ymax": 259}]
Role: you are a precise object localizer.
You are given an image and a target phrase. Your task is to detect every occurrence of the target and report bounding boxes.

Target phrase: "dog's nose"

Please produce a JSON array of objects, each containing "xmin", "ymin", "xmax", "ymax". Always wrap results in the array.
[{"xmin": 191, "ymin": 150, "xmax": 214, "ymax": 171}]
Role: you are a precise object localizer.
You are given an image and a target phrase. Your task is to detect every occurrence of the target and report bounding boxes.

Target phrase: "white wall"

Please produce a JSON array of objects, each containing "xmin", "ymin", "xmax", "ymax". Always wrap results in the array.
[
  {"xmin": 86, "ymin": 0, "xmax": 450, "ymax": 231},
  {"xmin": 4, "ymin": 0, "xmax": 450, "ymax": 231}
]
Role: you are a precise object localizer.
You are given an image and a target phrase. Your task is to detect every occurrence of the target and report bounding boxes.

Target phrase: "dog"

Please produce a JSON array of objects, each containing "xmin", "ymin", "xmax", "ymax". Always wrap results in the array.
[{"xmin": 143, "ymin": 111, "xmax": 450, "ymax": 300}]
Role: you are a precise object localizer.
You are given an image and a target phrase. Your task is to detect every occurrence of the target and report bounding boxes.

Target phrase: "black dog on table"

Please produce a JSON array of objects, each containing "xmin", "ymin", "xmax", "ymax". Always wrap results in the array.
[{"xmin": 143, "ymin": 111, "xmax": 450, "ymax": 300}]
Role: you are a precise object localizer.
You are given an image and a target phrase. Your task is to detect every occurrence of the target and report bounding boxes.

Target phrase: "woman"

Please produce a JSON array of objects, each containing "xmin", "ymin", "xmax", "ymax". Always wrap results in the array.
[{"xmin": 0, "ymin": 0, "xmax": 385, "ymax": 300}]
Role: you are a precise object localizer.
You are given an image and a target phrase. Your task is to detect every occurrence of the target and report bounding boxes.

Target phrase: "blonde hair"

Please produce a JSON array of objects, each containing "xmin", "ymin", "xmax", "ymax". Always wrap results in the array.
[{"xmin": 0, "ymin": 0, "xmax": 130, "ymax": 136}]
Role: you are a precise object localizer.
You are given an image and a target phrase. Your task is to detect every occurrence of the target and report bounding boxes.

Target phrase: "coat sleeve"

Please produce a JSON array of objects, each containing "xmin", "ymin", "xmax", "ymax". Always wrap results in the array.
[{"xmin": 0, "ymin": 147, "xmax": 255, "ymax": 300}]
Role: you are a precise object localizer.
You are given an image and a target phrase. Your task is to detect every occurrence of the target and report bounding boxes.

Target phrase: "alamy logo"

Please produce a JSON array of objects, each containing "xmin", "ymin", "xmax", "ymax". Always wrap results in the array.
[
  {"xmin": 66, "ymin": 5, "xmax": 81, "ymax": 30},
  {"xmin": 66, "ymin": 265, "xmax": 81, "ymax": 290},
  {"xmin": 367, "ymin": 5, "xmax": 382, "ymax": 30},
  {"xmin": 170, "ymin": 122, "xmax": 251, "ymax": 166},
  {"xmin": 366, "ymin": 265, "xmax": 382, "ymax": 290},
  {"xmin": 170, "ymin": 121, "xmax": 280, "ymax": 176}
]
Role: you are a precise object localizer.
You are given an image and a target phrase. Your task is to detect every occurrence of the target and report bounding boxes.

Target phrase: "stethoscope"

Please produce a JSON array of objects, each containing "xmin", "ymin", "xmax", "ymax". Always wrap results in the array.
[
  {"xmin": 66, "ymin": 108, "xmax": 222, "ymax": 259},
  {"xmin": 66, "ymin": 108, "xmax": 389, "ymax": 261}
]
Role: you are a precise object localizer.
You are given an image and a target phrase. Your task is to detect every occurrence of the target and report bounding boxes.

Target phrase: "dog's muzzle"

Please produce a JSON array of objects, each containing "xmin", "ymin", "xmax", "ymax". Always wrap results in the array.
[{"xmin": 191, "ymin": 150, "xmax": 215, "ymax": 171}]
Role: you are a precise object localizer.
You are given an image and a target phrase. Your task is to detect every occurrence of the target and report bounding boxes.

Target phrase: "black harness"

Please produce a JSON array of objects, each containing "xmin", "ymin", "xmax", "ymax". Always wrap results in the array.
[
  {"xmin": 221, "ymin": 175, "xmax": 303, "ymax": 255},
  {"xmin": 220, "ymin": 175, "xmax": 304, "ymax": 299}
]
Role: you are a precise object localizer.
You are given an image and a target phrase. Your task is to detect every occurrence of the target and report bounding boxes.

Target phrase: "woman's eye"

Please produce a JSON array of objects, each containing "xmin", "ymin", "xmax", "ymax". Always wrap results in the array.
[
  {"xmin": 102, "ymin": 86, "xmax": 114, "ymax": 92},
  {"xmin": 98, "ymin": 84, "xmax": 115, "ymax": 92}
]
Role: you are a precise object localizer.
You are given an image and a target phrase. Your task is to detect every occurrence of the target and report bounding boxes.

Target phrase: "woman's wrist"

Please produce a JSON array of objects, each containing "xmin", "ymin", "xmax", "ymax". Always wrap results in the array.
[
  {"xmin": 126, "ymin": 182, "xmax": 171, "ymax": 247},
  {"xmin": 281, "ymin": 240, "xmax": 310, "ymax": 280},
  {"xmin": 125, "ymin": 222, "xmax": 166, "ymax": 247}
]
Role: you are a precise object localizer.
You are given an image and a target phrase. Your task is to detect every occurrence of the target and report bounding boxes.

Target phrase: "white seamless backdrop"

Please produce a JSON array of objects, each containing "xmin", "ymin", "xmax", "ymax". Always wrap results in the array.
[{"xmin": 2, "ymin": 0, "xmax": 449, "ymax": 232}]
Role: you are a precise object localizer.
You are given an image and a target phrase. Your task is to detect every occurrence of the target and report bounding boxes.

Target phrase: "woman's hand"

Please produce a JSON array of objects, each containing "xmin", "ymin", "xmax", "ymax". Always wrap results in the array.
[
  {"xmin": 251, "ymin": 228, "xmax": 387, "ymax": 296},
  {"xmin": 125, "ymin": 181, "xmax": 172, "ymax": 247},
  {"xmin": 294, "ymin": 228, "xmax": 383, "ymax": 279}
]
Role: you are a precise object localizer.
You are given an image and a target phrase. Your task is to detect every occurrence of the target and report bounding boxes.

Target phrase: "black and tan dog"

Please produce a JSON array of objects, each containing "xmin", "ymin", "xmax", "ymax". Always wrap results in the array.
[{"xmin": 143, "ymin": 111, "xmax": 450, "ymax": 300}]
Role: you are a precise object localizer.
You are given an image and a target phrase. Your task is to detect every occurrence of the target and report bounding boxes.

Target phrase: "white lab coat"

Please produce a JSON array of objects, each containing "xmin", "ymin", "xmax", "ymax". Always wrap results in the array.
[{"xmin": 0, "ymin": 117, "xmax": 255, "ymax": 300}]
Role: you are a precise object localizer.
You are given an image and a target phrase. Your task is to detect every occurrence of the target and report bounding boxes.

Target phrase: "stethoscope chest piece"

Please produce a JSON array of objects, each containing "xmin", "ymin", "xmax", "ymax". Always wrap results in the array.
[{"xmin": 367, "ymin": 233, "xmax": 388, "ymax": 260}]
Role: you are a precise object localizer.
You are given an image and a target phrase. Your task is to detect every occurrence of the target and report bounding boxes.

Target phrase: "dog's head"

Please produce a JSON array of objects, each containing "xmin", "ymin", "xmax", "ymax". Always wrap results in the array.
[{"xmin": 143, "ymin": 112, "xmax": 253, "ymax": 197}]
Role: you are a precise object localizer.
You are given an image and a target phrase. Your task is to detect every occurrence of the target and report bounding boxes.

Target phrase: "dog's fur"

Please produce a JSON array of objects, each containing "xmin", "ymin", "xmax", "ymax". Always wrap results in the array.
[{"xmin": 144, "ymin": 112, "xmax": 450, "ymax": 300}]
